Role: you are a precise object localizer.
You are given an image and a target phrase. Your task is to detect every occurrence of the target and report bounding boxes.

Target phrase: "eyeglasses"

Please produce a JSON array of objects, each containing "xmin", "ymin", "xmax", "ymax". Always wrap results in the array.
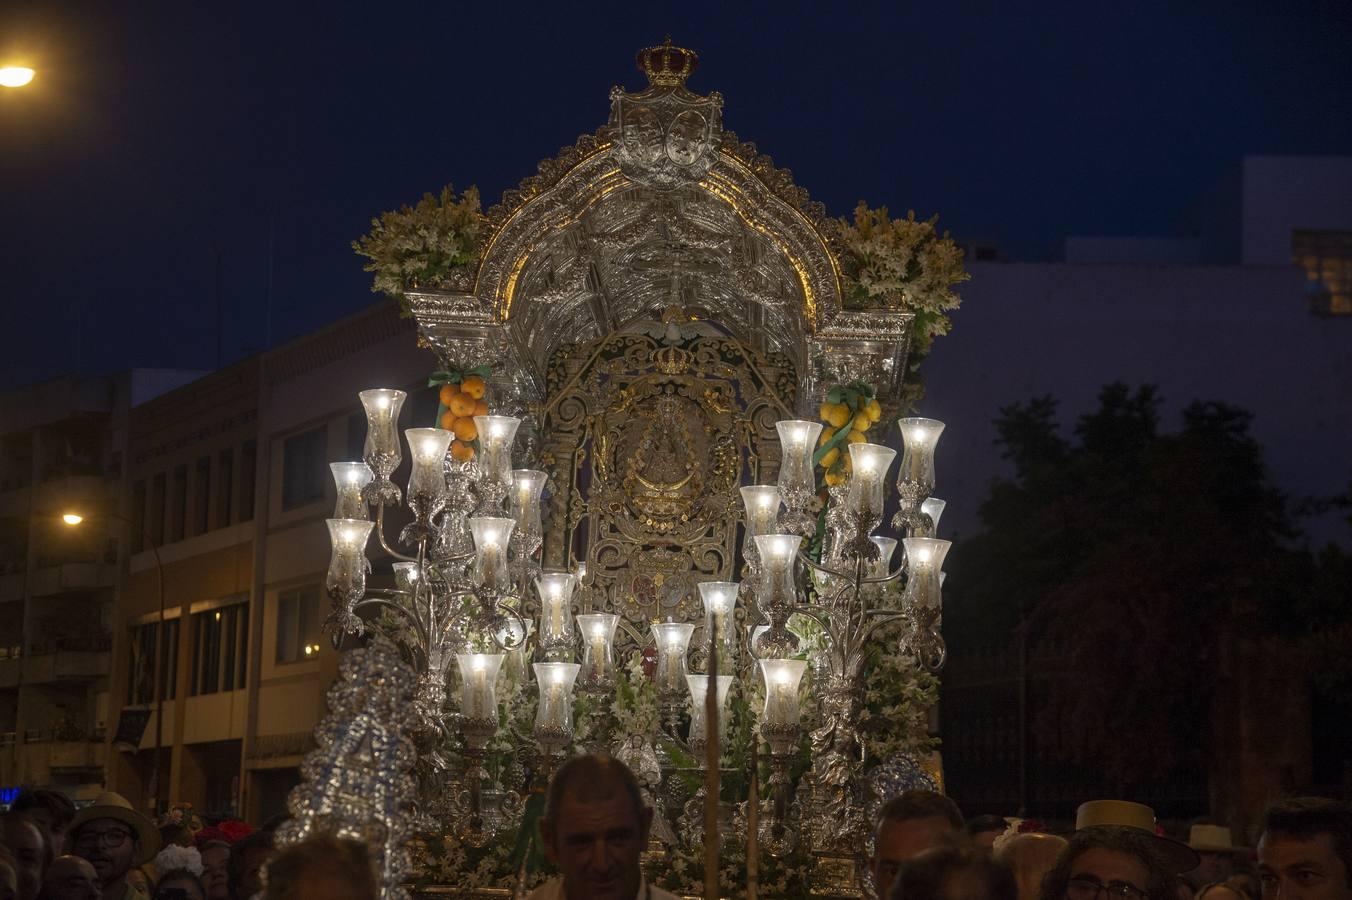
[
  {"xmin": 1067, "ymin": 876, "xmax": 1149, "ymax": 900},
  {"xmin": 74, "ymin": 827, "xmax": 132, "ymax": 849}
]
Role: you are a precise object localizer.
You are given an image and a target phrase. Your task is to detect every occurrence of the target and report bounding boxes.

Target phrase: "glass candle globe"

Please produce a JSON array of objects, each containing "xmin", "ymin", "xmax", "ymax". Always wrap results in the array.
[
  {"xmin": 535, "ymin": 572, "xmax": 577, "ymax": 648},
  {"xmin": 329, "ymin": 462, "xmax": 373, "ymax": 519},
  {"xmin": 897, "ymin": 417, "xmax": 945, "ymax": 490},
  {"xmin": 847, "ymin": 442, "xmax": 897, "ymax": 519},
  {"xmin": 533, "ymin": 662, "xmax": 580, "ymax": 739},
  {"xmin": 359, "ymin": 389, "xmax": 406, "ymax": 477},
  {"xmin": 921, "ymin": 497, "xmax": 947, "ymax": 532},
  {"xmin": 902, "ymin": 537, "xmax": 952, "ymax": 609},
  {"xmin": 686, "ymin": 673, "xmax": 735, "ymax": 748},
  {"xmin": 775, "ymin": 420, "xmax": 823, "ymax": 499},
  {"xmin": 457, "ymin": 653, "xmax": 505, "ymax": 721},
  {"xmin": 698, "ymin": 581, "xmax": 738, "ymax": 664},
  {"xmin": 469, "ymin": 517, "xmax": 515, "ymax": 590},
  {"xmin": 474, "ymin": 415, "xmax": 521, "ymax": 485},
  {"xmin": 406, "ymin": 427, "xmax": 453, "ymax": 498},
  {"xmin": 759, "ymin": 658, "xmax": 808, "ymax": 728},
  {"xmin": 652, "ymin": 622, "xmax": 696, "ymax": 695},
  {"xmin": 740, "ymin": 485, "xmax": 782, "ymax": 537},
  {"xmin": 869, "ymin": 536, "xmax": 898, "ymax": 578},
  {"xmin": 577, "ymin": 613, "xmax": 619, "ymax": 687},
  {"xmin": 511, "ymin": 469, "xmax": 546, "ymax": 538},
  {"xmin": 754, "ymin": 534, "xmax": 801, "ymax": 607},
  {"xmin": 325, "ymin": 518, "xmax": 373, "ymax": 599}
]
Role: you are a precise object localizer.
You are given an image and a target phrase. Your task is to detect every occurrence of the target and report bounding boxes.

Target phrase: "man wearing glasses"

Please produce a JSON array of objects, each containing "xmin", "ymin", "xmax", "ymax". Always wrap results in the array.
[
  {"xmin": 1043, "ymin": 801, "xmax": 1201, "ymax": 900},
  {"xmin": 68, "ymin": 793, "xmax": 160, "ymax": 900}
]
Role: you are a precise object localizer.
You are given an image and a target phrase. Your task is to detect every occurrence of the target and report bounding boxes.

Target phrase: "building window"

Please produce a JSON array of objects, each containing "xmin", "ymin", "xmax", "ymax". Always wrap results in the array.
[
  {"xmin": 276, "ymin": 586, "xmax": 320, "ymax": 664},
  {"xmin": 127, "ymin": 618, "xmax": 179, "ymax": 705},
  {"xmin": 150, "ymin": 473, "xmax": 166, "ymax": 546},
  {"xmin": 169, "ymin": 464, "xmax": 187, "ymax": 543},
  {"xmin": 281, "ymin": 427, "xmax": 327, "ymax": 511},
  {"xmin": 130, "ymin": 480, "xmax": 147, "ymax": 554},
  {"xmin": 239, "ymin": 440, "xmax": 257, "ymax": 522},
  {"xmin": 194, "ymin": 456, "xmax": 211, "ymax": 536},
  {"xmin": 191, "ymin": 601, "xmax": 248, "ymax": 696},
  {"xmin": 216, "ymin": 448, "xmax": 234, "ymax": 530},
  {"xmin": 346, "ymin": 411, "xmax": 367, "ymax": 462},
  {"xmin": 1294, "ymin": 229, "xmax": 1352, "ymax": 315}
]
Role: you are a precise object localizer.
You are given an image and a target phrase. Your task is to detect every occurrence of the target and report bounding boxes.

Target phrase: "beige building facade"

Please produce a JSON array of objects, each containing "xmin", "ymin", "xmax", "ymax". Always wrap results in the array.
[{"xmin": 103, "ymin": 301, "xmax": 436, "ymax": 821}]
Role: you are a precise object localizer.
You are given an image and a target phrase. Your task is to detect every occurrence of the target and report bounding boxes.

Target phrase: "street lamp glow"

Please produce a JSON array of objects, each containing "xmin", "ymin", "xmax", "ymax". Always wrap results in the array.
[
  {"xmin": 0, "ymin": 67, "xmax": 35, "ymax": 88},
  {"xmin": 62, "ymin": 513, "xmax": 84, "ymax": 526}
]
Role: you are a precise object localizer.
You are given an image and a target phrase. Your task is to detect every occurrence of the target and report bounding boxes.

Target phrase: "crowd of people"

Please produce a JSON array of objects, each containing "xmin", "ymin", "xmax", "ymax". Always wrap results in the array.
[
  {"xmin": 1, "ymin": 755, "xmax": 1348, "ymax": 900},
  {"xmin": 0, "ymin": 788, "xmax": 374, "ymax": 900}
]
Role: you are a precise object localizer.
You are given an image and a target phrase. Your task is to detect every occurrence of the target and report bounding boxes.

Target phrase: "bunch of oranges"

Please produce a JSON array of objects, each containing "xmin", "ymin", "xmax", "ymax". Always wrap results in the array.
[
  {"xmin": 816, "ymin": 391, "xmax": 883, "ymax": 487},
  {"xmin": 437, "ymin": 375, "xmax": 488, "ymax": 462}
]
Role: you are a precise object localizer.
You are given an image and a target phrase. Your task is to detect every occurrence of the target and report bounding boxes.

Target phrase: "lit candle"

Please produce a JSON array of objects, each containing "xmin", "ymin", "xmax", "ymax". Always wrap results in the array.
[
  {"xmin": 469, "ymin": 517, "xmax": 515, "ymax": 589},
  {"xmin": 325, "ymin": 518, "xmax": 374, "ymax": 598},
  {"xmin": 329, "ymin": 462, "xmax": 373, "ymax": 519},
  {"xmin": 775, "ymin": 420, "xmax": 823, "ymax": 498},
  {"xmin": 512, "ymin": 469, "xmax": 546, "ymax": 537},
  {"xmin": 358, "ymin": 389, "xmax": 406, "ymax": 476},
  {"xmin": 457, "ymin": 653, "xmax": 504, "ymax": 720},
  {"xmin": 652, "ymin": 622, "xmax": 695, "ymax": 694},
  {"xmin": 739, "ymin": 486, "xmax": 782, "ymax": 537},
  {"xmin": 846, "ymin": 442, "xmax": 897, "ymax": 518},
  {"xmin": 406, "ymin": 428, "xmax": 453, "ymax": 499},
  {"xmin": 533, "ymin": 662, "xmax": 580, "ymax": 734},
  {"xmin": 474, "ymin": 415, "xmax": 521, "ymax": 484},
  {"xmin": 898, "ymin": 417, "xmax": 945, "ymax": 487},
  {"xmin": 698, "ymin": 581, "xmax": 738, "ymax": 664},
  {"xmin": 754, "ymin": 534, "xmax": 801, "ymax": 608},
  {"xmin": 535, "ymin": 573, "xmax": 576, "ymax": 644},
  {"xmin": 902, "ymin": 537, "xmax": 952, "ymax": 609},
  {"xmin": 759, "ymin": 658, "xmax": 807, "ymax": 727},
  {"xmin": 576, "ymin": 613, "xmax": 618, "ymax": 685}
]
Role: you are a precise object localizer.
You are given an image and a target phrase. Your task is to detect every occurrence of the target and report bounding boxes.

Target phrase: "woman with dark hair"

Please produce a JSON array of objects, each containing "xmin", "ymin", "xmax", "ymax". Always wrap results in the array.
[{"xmin": 1042, "ymin": 828, "xmax": 1183, "ymax": 900}]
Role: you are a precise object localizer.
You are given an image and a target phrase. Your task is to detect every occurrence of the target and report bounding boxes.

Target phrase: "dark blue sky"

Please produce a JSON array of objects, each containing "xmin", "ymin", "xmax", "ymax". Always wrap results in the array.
[{"xmin": 2, "ymin": 1, "xmax": 1350, "ymax": 389}]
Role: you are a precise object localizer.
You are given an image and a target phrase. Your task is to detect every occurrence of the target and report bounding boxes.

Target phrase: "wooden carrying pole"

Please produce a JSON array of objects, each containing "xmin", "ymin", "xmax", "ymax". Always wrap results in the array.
[
  {"xmin": 747, "ymin": 738, "xmax": 759, "ymax": 900},
  {"xmin": 704, "ymin": 651, "xmax": 720, "ymax": 899}
]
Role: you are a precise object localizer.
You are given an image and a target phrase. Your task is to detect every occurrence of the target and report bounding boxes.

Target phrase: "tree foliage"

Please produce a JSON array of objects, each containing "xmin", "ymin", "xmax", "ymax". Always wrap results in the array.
[{"xmin": 944, "ymin": 383, "xmax": 1350, "ymax": 789}]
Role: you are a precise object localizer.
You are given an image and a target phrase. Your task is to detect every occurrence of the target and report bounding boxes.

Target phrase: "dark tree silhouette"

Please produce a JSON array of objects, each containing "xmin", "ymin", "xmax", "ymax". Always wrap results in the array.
[{"xmin": 943, "ymin": 383, "xmax": 1348, "ymax": 792}]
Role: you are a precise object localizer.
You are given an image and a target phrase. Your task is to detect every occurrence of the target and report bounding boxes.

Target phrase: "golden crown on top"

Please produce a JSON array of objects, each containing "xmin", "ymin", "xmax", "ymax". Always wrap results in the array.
[{"xmin": 636, "ymin": 37, "xmax": 699, "ymax": 86}]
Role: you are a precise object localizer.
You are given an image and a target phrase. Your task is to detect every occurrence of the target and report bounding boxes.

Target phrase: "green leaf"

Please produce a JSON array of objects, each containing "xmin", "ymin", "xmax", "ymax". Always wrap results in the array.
[{"xmin": 826, "ymin": 387, "xmax": 844, "ymax": 404}]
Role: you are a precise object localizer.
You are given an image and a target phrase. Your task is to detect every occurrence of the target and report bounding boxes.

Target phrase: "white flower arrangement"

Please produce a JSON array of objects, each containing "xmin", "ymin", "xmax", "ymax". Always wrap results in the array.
[{"xmin": 153, "ymin": 844, "xmax": 203, "ymax": 876}]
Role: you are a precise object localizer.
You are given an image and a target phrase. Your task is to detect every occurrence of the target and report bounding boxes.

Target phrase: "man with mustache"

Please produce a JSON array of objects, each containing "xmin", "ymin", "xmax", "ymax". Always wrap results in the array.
[{"xmin": 68, "ymin": 793, "xmax": 160, "ymax": 900}]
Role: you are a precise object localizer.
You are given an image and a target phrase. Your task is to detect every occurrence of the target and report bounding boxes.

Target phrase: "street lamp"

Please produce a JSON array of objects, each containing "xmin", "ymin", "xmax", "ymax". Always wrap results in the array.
[
  {"xmin": 62, "ymin": 509, "xmax": 166, "ymax": 816},
  {"xmin": 0, "ymin": 67, "xmax": 35, "ymax": 88}
]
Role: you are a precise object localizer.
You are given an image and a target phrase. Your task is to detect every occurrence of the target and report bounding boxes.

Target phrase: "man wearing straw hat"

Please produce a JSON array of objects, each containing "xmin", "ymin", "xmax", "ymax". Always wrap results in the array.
[
  {"xmin": 68, "ymin": 792, "xmax": 161, "ymax": 900},
  {"xmin": 1041, "ymin": 801, "xmax": 1200, "ymax": 900},
  {"xmin": 1186, "ymin": 823, "xmax": 1247, "ymax": 889}
]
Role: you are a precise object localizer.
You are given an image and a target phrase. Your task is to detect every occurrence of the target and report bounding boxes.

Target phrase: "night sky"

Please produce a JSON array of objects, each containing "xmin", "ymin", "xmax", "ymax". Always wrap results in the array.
[{"xmin": 3, "ymin": 1, "xmax": 1350, "ymax": 389}]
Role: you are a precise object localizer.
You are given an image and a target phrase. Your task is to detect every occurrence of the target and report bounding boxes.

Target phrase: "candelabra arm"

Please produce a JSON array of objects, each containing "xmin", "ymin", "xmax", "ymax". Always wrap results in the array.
[
  {"xmin": 797, "ymin": 551, "xmax": 852, "ymax": 581},
  {"xmin": 861, "ymin": 562, "xmax": 909, "ymax": 586},
  {"xmin": 374, "ymin": 504, "xmax": 418, "ymax": 562},
  {"xmin": 489, "ymin": 604, "xmax": 530, "ymax": 652},
  {"xmin": 352, "ymin": 597, "xmax": 431, "ymax": 646}
]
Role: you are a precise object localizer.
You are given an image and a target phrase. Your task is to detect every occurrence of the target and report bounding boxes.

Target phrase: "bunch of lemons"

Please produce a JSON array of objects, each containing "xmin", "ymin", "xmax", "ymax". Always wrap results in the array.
[
  {"xmin": 436, "ymin": 374, "xmax": 488, "ymax": 462},
  {"xmin": 816, "ymin": 387, "xmax": 883, "ymax": 487}
]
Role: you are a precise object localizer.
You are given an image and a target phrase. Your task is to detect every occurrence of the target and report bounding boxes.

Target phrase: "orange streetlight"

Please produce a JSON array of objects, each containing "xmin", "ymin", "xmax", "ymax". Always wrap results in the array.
[{"xmin": 0, "ymin": 67, "xmax": 35, "ymax": 88}]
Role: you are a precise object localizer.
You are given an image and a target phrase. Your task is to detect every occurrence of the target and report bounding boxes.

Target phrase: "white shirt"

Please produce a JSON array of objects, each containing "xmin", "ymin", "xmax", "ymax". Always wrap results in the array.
[{"xmin": 523, "ymin": 875, "xmax": 679, "ymax": 900}]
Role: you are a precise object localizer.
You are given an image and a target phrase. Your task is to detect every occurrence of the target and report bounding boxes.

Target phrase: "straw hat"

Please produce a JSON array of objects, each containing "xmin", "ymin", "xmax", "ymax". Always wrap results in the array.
[
  {"xmin": 1075, "ymin": 800, "xmax": 1200, "ymax": 874},
  {"xmin": 69, "ymin": 791, "xmax": 162, "ymax": 866},
  {"xmin": 1188, "ymin": 824, "xmax": 1247, "ymax": 854}
]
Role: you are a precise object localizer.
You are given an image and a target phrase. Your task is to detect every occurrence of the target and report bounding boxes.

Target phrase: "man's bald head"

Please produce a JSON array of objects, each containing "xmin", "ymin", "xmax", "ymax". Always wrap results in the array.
[
  {"xmin": 996, "ymin": 833, "xmax": 1068, "ymax": 900},
  {"xmin": 42, "ymin": 855, "xmax": 100, "ymax": 900}
]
